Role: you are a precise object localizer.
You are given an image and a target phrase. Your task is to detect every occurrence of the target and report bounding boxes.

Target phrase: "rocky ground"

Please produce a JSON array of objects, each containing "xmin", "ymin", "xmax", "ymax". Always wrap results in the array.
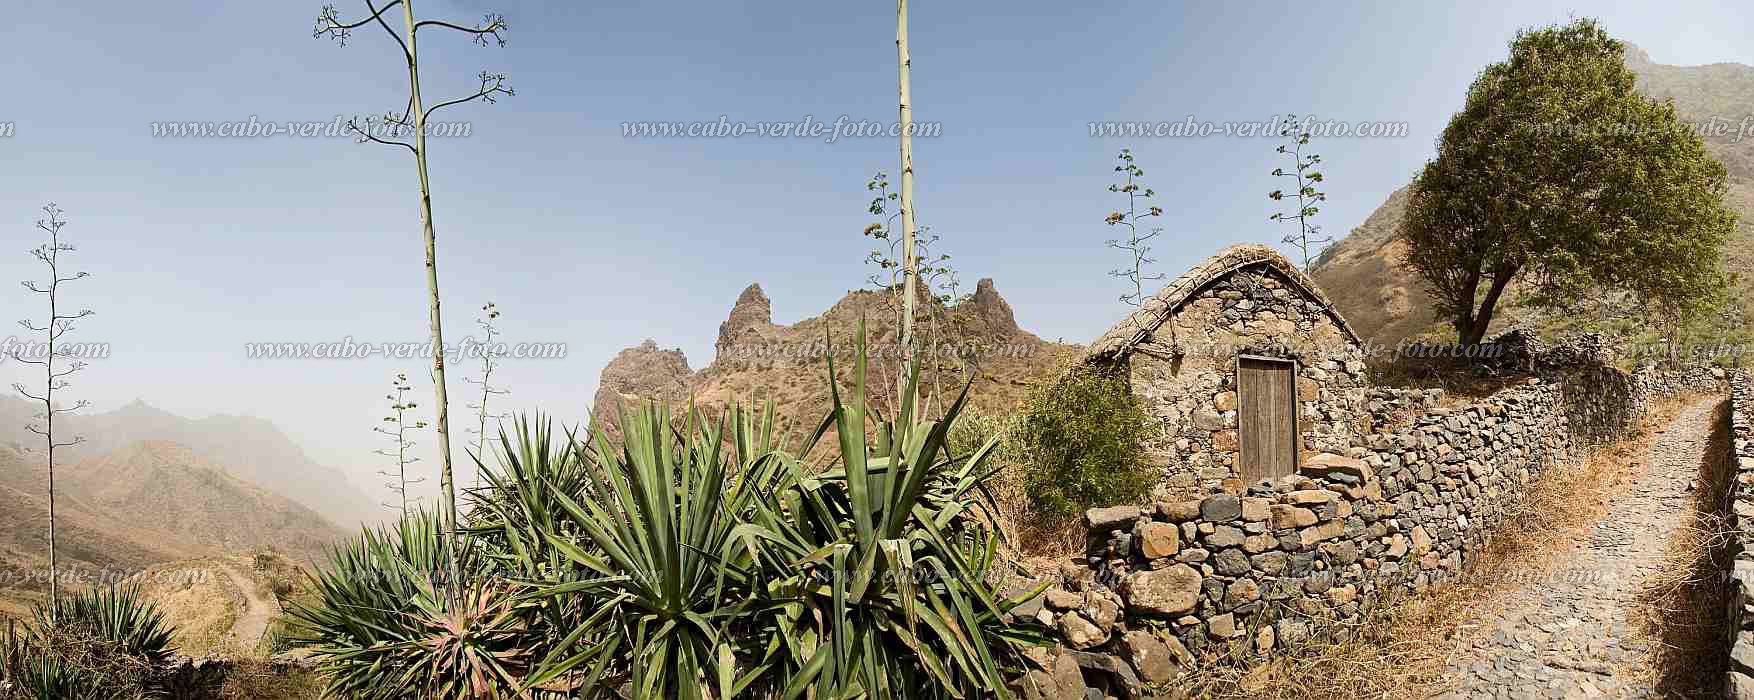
[{"xmin": 1437, "ymin": 398, "xmax": 1720, "ymax": 699}]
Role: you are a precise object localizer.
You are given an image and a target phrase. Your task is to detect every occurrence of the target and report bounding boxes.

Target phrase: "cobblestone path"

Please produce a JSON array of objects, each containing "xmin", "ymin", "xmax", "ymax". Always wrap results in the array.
[{"xmin": 1438, "ymin": 398, "xmax": 1720, "ymax": 700}]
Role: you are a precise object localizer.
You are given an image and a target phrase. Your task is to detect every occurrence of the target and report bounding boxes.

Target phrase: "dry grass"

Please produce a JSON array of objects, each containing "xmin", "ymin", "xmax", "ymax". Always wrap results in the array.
[
  {"xmin": 208, "ymin": 660, "xmax": 323, "ymax": 700},
  {"xmin": 1174, "ymin": 398, "xmax": 1692, "ymax": 699},
  {"xmin": 1631, "ymin": 399, "xmax": 1734, "ymax": 697},
  {"xmin": 130, "ymin": 560, "xmax": 243, "ymax": 657}
]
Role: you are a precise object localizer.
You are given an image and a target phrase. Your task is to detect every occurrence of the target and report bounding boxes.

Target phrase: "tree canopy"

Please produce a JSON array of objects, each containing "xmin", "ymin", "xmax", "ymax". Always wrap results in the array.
[{"xmin": 1399, "ymin": 18, "xmax": 1736, "ymax": 346}]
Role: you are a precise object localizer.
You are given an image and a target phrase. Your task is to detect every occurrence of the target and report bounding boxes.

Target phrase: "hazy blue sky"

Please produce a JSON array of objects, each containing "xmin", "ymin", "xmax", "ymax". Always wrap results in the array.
[{"xmin": 2, "ymin": 1, "xmax": 1750, "ymax": 506}]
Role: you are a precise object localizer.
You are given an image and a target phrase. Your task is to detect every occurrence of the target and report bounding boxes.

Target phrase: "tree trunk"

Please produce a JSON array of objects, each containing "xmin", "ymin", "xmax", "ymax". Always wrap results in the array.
[
  {"xmin": 401, "ymin": 0, "xmax": 462, "ymax": 604},
  {"xmin": 1458, "ymin": 273, "xmax": 1514, "ymax": 347},
  {"xmin": 895, "ymin": 0, "xmax": 918, "ymax": 378}
]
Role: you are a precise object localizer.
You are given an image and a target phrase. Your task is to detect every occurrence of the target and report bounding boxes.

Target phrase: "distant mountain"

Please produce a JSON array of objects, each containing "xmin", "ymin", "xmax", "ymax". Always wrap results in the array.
[
  {"xmin": 0, "ymin": 397, "xmax": 378, "ymax": 528},
  {"xmin": 0, "ymin": 439, "xmax": 346, "ymax": 614},
  {"xmin": 59, "ymin": 441, "xmax": 345, "ymax": 560},
  {"xmin": 591, "ymin": 279, "xmax": 1080, "ymax": 440},
  {"xmin": 1311, "ymin": 46, "xmax": 1754, "ymax": 346},
  {"xmin": 0, "ymin": 444, "xmax": 188, "ymax": 579}
]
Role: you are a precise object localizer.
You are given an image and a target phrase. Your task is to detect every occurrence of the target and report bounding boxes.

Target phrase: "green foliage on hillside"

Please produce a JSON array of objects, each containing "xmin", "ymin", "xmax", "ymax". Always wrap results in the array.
[
  {"xmin": 1011, "ymin": 365, "xmax": 1154, "ymax": 525},
  {"xmin": 1400, "ymin": 18, "xmax": 1737, "ymax": 346}
]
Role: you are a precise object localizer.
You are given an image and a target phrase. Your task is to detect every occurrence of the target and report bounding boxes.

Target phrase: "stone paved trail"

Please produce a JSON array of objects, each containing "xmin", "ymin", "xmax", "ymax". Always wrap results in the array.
[{"xmin": 1437, "ymin": 398, "xmax": 1719, "ymax": 700}]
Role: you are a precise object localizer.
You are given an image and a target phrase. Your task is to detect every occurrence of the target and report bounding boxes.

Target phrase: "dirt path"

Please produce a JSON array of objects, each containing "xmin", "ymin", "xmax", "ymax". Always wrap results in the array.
[
  {"xmin": 216, "ymin": 559, "xmax": 276, "ymax": 654},
  {"xmin": 1437, "ymin": 397, "xmax": 1719, "ymax": 700}
]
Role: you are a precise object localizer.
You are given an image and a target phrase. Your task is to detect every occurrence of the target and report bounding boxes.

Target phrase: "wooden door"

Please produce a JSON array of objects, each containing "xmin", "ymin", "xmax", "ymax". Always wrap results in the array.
[{"xmin": 1237, "ymin": 356, "xmax": 1297, "ymax": 483}]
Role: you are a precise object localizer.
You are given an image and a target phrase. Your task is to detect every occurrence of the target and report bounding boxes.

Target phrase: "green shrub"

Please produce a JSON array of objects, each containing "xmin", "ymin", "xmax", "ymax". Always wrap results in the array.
[{"xmin": 1011, "ymin": 364, "xmax": 1154, "ymax": 524}]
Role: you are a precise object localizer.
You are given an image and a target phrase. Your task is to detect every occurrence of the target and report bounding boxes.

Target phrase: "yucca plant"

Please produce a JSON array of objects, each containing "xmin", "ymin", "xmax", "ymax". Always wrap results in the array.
[
  {"xmin": 735, "ymin": 325, "xmax": 1050, "ymax": 699},
  {"xmin": 465, "ymin": 415, "xmax": 621, "ymax": 695},
  {"xmin": 293, "ymin": 327, "xmax": 1045, "ymax": 699},
  {"xmin": 525, "ymin": 400, "xmax": 792, "ymax": 699},
  {"xmin": 35, "ymin": 585, "xmax": 174, "ymax": 666},
  {"xmin": 1, "ymin": 584, "xmax": 175, "ymax": 700},
  {"xmin": 288, "ymin": 510, "xmax": 560, "ymax": 699},
  {"xmin": 466, "ymin": 415, "xmax": 593, "ymax": 582}
]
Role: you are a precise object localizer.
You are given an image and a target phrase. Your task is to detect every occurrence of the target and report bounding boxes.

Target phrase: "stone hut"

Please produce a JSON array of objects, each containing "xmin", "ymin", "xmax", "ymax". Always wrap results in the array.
[{"xmin": 1086, "ymin": 244, "xmax": 1369, "ymax": 497}]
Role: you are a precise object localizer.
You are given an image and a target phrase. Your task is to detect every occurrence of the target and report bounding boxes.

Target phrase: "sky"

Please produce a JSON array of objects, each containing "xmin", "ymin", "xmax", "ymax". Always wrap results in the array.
[{"xmin": 1, "ymin": 0, "xmax": 1750, "ymax": 509}]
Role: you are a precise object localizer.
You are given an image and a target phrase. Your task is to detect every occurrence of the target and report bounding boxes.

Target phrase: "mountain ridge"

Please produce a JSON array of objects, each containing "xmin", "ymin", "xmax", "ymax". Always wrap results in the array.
[
  {"xmin": 0, "ymin": 396, "xmax": 378, "ymax": 528},
  {"xmin": 591, "ymin": 278, "xmax": 1080, "ymax": 438}
]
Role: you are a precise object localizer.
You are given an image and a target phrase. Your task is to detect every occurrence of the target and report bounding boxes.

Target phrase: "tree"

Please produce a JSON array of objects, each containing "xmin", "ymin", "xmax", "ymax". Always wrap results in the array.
[
  {"xmin": 313, "ymin": 0, "xmax": 515, "ymax": 597},
  {"xmin": 463, "ymin": 301, "xmax": 508, "ymax": 481},
  {"xmin": 1269, "ymin": 115, "xmax": 1330, "ymax": 272},
  {"xmin": 9, "ymin": 204, "xmax": 94, "ymax": 615},
  {"xmin": 1399, "ymin": 18, "xmax": 1736, "ymax": 346},
  {"xmin": 1103, "ymin": 149, "xmax": 1166, "ymax": 307},
  {"xmin": 374, "ymin": 373, "xmax": 428, "ymax": 516}
]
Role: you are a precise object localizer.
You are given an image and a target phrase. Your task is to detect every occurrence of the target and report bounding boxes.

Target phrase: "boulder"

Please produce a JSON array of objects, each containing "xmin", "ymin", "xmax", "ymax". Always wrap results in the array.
[
  {"xmin": 1122, "ymin": 565, "xmax": 1203, "ymax": 616},
  {"xmin": 1206, "ymin": 525, "xmax": 1245, "ymax": 549},
  {"xmin": 1119, "ymin": 631, "xmax": 1180, "ymax": 684},
  {"xmin": 1207, "ymin": 613, "xmax": 1239, "ymax": 639},
  {"xmin": 1137, "ymin": 522, "xmax": 1180, "ymax": 559},
  {"xmin": 1049, "ymin": 650, "xmax": 1087, "ymax": 700},
  {"xmin": 1212, "ymin": 548, "xmax": 1252, "ymax": 576},
  {"xmin": 1045, "ymin": 589, "xmax": 1084, "ymax": 610},
  {"xmin": 1086, "ymin": 505, "xmax": 1142, "ymax": 532},
  {"xmin": 1298, "ymin": 519, "xmax": 1345, "ymax": 547},
  {"xmin": 1285, "ymin": 489, "xmax": 1335, "ymax": 506},
  {"xmin": 1300, "ymin": 452, "xmax": 1374, "ymax": 484},
  {"xmin": 1240, "ymin": 497, "xmax": 1272, "ymax": 522},
  {"xmin": 1058, "ymin": 612, "xmax": 1108, "ymax": 649},
  {"xmin": 1200, "ymin": 494, "xmax": 1243, "ymax": 522},
  {"xmin": 1410, "ymin": 526, "xmax": 1433, "ymax": 554},
  {"xmin": 1156, "ymin": 500, "xmax": 1202, "ymax": 522},
  {"xmin": 1270, "ymin": 504, "xmax": 1318, "ymax": 529},
  {"xmin": 1069, "ymin": 650, "xmax": 1144, "ymax": 700}
]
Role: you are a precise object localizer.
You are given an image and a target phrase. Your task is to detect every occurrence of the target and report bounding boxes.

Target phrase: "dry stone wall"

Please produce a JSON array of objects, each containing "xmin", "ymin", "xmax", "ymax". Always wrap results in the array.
[
  {"xmin": 1123, "ymin": 265, "xmax": 1369, "ymax": 499},
  {"xmin": 1719, "ymin": 371, "xmax": 1754, "ymax": 698},
  {"xmin": 1012, "ymin": 347, "xmax": 1731, "ymax": 700}
]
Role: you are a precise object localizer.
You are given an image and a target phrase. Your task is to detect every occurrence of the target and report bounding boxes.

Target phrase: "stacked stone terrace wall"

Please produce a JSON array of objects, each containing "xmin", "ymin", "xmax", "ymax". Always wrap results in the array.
[
  {"xmin": 1011, "ymin": 343, "xmax": 1730, "ymax": 699},
  {"xmin": 1719, "ymin": 371, "xmax": 1754, "ymax": 698}
]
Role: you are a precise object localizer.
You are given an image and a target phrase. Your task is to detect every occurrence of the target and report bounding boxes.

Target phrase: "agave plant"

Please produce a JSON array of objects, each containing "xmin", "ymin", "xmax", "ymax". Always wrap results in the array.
[
  {"xmin": 522, "ymin": 400, "xmax": 792, "ymax": 699},
  {"xmin": 734, "ymin": 325, "xmax": 1049, "ymax": 699},
  {"xmin": 1, "ymin": 584, "xmax": 175, "ymax": 700},
  {"xmin": 285, "ymin": 510, "xmax": 589, "ymax": 699},
  {"xmin": 36, "ymin": 584, "xmax": 175, "ymax": 667},
  {"xmin": 293, "ymin": 326, "xmax": 1044, "ymax": 698}
]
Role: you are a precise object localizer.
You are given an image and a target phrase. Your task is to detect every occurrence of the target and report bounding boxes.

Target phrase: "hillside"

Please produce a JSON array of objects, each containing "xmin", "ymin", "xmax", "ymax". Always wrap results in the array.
[
  {"xmin": 0, "ymin": 440, "xmax": 345, "ymax": 617},
  {"xmin": 0, "ymin": 445, "xmax": 191, "ymax": 617},
  {"xmin": 59, "ymin": 441, "xmax": 345, "ymax": 561},
  {"xmin": 0, "ymin": 397, "xmax": 378, "ymax": 528},
  {"xmin": 1311, "ymin": 46, "xmax": 1754, "ymax": 349},
  {"xmin": 591, "ymin": 279, "xmax": 1080, "ymax": 441}
]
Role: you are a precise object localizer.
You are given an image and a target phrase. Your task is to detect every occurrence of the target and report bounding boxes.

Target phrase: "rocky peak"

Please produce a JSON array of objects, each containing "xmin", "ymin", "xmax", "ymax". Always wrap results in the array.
[
  {"xmin": 968, "ymin": 278, "xmax": 1020, "ymax": 338},
  {"xmin": 590, "ymin": 340, "xmax": 693, "ymax": 434},
  {"xmin": 717, "ymin": 283, "xmax": 774, "ymax": 359}
]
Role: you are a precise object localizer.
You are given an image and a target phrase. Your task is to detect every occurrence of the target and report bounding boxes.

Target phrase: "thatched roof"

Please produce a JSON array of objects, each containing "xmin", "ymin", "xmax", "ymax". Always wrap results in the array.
[{"xmin": 1085, "ymin": 244, "xmax": 1361, "ymax": 361}]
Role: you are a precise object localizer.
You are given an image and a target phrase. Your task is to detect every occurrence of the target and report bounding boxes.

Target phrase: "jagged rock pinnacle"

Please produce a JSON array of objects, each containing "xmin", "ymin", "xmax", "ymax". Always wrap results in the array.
[
  {"xmin": 969, "ymin": 278, "xmax": 1020, "ymax": 337},
  {"xmin": 717, "ymin": 283, "xmax": 773, "ymax": 357}
]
